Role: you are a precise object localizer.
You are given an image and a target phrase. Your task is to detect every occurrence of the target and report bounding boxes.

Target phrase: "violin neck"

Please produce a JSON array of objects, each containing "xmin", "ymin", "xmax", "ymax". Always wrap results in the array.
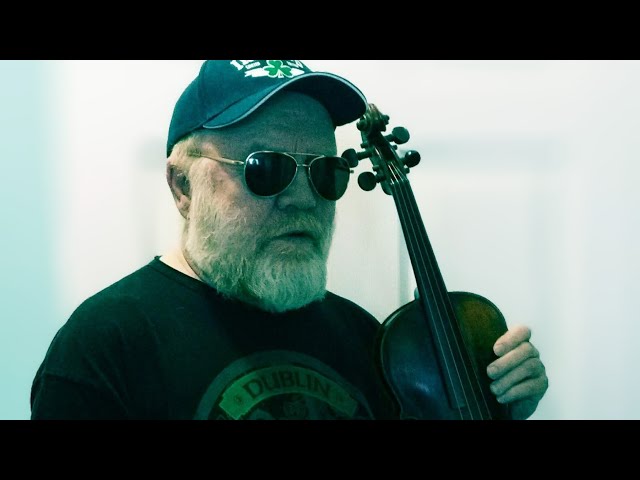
[{"xmin": 388, "ymin": 167, "xmax": 451, "ymax": 317}]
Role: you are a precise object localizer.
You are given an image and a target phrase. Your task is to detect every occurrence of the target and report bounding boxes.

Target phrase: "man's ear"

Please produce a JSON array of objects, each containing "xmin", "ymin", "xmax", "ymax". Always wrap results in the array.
[{"xmin": 167, "ymin": 165, "xmax": 191, "ymax": 219}]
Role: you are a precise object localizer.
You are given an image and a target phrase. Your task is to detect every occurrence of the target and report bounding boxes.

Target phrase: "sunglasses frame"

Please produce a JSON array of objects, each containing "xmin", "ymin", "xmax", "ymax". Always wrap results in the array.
[{"xmin": 187, "ymin": 150, "xmax": 352, "ymax": 201}]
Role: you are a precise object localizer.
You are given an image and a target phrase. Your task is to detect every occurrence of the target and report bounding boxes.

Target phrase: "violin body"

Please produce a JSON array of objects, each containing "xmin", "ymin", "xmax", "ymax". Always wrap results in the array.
[{"xmin": 377, "ymin": 292, "xmax": 511, "ymax": 420}]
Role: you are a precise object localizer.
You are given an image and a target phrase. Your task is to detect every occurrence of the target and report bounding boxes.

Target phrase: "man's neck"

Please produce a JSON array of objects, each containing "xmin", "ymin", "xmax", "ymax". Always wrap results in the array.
[{"xmin": 159, "ymin": 247, "xmax": 202, "ymax": 282}]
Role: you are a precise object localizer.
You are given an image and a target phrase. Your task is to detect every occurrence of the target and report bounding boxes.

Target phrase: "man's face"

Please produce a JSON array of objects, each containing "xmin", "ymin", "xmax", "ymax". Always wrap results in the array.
[{"xmin": 183, "ymin": 91, "xmax": 339, "ymax": 312}]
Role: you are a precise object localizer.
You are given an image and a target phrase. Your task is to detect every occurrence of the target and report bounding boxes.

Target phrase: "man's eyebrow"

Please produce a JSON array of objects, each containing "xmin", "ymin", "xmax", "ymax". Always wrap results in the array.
[
  {"xmin": 213, "ymin": 142, "xmax": 264, "ymax": 160},
  {"xmin": 243, "ymin": 143, "xmax": 334, "ymax": 156},
  {"xmin": 246, "ymin": 142, "xmax": 267, "ymax": 153}
]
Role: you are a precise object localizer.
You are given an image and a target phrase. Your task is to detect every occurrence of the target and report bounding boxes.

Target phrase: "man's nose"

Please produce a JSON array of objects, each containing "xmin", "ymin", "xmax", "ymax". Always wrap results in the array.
[{"xmin": 275, "ymin": 167, "xmax": 318, "ymax": 210}]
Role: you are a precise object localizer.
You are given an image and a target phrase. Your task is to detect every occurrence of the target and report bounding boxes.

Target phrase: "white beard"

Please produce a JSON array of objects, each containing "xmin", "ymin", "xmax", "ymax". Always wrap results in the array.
[{"xmin": 182, "ymin": 168, "xmax": 335, "ymax": 313}]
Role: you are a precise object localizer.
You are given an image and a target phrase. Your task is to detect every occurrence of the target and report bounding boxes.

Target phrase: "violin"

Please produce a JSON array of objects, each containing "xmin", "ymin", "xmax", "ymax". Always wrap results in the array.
[{"xmin": 343, "ymin": 104, "xmax": 511, "ymax": 420}]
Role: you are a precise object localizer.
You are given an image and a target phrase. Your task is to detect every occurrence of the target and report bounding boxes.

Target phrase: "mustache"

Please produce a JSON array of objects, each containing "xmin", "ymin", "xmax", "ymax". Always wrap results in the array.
[{"xmin": 259, "ymin": 213, "xmax": 333, "ymax": 248}]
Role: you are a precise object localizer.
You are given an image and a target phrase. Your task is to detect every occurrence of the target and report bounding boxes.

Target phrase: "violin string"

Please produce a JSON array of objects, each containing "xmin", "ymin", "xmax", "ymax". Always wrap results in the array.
[
  {"xmin": 386, "ymin": 162, "xmax": 472, "ymax": 418},
  {"xmin": 390, "ymin": 164, "xmax": 485, "ymax": 419},
  {"xmin": 400, "ymin": 171, "xmax": 493, "ymax": 419},
  {"xmin": 396, "ymin": 164, "xmax": 493, "ymax": 418},
  {"xmin": 399, "ymin": 165, "xmax": 494, "ymax": 419},
  {"xmin": 388, "ymin": 160, "xmax": 491, "ymax": 419}
]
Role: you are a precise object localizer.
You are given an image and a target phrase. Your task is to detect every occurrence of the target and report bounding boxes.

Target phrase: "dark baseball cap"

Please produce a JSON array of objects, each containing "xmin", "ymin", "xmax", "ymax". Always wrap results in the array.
[{"xmin": 166, "ymin": 60, "xmax": 368, "ymax": 156}]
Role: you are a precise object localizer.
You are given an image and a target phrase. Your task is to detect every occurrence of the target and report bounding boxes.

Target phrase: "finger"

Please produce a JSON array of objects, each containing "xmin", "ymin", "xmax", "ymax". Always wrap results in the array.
[
  {"xmin": 487, "ymin": 341, "xmax": 539, "ymax": 379},
  {"xmin": 508, "ymin": 397, "xmax": 540, "ymax": 421},
  {"xmin": 489, "ymin": 357, "xmax": 545, "ymax": 397},
  {"xmin": 493, "ymin": 325, "xmax": 531, "ymax": 356},
  {"xmin": 496, "ymin": 374, "xmax": 549, "ymax": 405}
]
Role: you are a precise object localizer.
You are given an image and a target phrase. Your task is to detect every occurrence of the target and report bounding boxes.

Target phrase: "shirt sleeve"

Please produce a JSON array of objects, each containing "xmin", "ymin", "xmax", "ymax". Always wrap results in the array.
[
  {"xmin": 30, "ymin": 294, "xmax": 163, "ymax": 420},
  {"xmin": 31, "ymin": 371, "xmax": 129, "ymax": 420}
]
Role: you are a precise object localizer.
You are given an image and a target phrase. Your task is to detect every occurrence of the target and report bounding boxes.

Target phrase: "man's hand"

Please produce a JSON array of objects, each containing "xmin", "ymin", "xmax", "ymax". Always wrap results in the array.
[{"xmin": 486, "ymin": 325, "xmax": 549, "ymax": 420}]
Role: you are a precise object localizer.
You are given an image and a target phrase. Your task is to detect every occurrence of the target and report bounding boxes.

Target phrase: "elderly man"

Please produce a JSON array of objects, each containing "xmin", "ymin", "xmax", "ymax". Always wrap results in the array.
[{"xmin": 31, "ymin": 60, "xmax": 547, "ymax": 420}]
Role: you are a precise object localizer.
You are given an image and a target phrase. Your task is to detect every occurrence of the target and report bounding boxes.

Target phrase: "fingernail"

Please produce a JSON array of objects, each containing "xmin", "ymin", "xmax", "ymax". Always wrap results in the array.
[{"xmin": 494, "ymin": 343, "xmax": 506, "ymax": 356}]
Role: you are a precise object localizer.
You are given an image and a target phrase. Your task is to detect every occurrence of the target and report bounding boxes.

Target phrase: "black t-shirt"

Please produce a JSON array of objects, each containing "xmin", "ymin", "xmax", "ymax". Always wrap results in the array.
[{"xmin": 31, "ymin": 257, "xmax": 398, "ymax": 420}]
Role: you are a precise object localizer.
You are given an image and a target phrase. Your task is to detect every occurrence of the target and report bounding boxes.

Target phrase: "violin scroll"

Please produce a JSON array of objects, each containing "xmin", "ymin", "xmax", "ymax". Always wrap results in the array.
[{"xmin": 341, "ymin": 103, "xmax": 421, "ymax": 194}]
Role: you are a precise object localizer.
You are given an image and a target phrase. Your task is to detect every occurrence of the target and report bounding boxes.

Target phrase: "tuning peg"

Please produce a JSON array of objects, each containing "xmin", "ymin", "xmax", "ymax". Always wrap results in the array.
[
  {"xmin": 342, "ymin": 147, "xmax": 375, "ymax": 168},
  {"xmin": 358, "ymin": 172, "xmax": 378, "ymax": 191},
  {"xmin": 385, "ymin": 127, "xmax": 410, "ymax": 145},
  {"xmin": 341, "ymin": 149, "xmax": 360, "ymax": 168},
  {"xmin": 403, "ymin": 150, "xmax": 421, "ymax": 168}
]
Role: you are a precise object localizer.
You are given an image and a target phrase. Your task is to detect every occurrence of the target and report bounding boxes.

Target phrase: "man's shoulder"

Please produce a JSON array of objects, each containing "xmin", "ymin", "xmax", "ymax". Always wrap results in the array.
[
  {"xmin": 322, "ymin": 291, "xmax": 381, "ymax": 328},
  {"xmin": 34, "ymin": 259, "xmax": 188, "ymax": 394},
  {"xmin": 79, "ymin": 259, "xmax": 163, "ymax": 306},
  {"xmin": 84, "ymin": 257, "xmax": 202, "ymax": 302},
  {"xmin": 68, "ymin": 257, "xmax": 206, "ymax": 326},
  {"xmin": 323, "ymin": 290, "xmax": 372, "ymax": 312}
]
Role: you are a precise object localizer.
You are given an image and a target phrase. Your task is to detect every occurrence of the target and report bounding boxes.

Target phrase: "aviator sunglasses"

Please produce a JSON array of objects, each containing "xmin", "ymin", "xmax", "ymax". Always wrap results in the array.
[{"xmin": 188, "ymin": 150, "xmax": 352, "ymax": 201}]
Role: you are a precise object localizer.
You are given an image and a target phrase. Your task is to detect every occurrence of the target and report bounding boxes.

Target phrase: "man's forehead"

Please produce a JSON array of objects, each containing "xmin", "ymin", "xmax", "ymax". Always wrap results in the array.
[{"xmin": 205, "ymin": 135, "xmax": 337, "ymax": 158}]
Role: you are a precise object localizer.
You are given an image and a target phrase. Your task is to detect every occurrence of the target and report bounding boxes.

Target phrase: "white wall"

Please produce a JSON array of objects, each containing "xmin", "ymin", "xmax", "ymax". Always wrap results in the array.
[
  {"xmin": 6, "ymin": 60, "xmax": 639, "ymax": 419},
  {"xmin": 321, "ymin": 60, "xmax": 640, "ymax": 420}
]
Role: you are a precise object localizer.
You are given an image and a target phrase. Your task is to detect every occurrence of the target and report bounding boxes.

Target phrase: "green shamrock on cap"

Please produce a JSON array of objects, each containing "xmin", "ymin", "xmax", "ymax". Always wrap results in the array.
[{"xmin": 264, "ymin": 60, "xmax": 293, "ymax": 78}]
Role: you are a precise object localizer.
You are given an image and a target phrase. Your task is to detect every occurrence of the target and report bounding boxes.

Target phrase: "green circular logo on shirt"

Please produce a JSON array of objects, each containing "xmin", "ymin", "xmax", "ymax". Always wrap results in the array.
[{"xmin": 193, "ymin": 350, "xmax": 374, "ymax": 420}]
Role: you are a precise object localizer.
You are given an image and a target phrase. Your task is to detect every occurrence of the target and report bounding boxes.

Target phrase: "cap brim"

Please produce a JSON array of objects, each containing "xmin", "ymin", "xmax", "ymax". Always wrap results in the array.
[{"xmin": 201, "ymin": 72, "xmax": 367, "ymax": 130}]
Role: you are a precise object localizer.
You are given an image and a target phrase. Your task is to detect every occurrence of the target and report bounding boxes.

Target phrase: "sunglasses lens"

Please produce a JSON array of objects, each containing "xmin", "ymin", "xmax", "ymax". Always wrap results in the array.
[
  {"xmin": 310, "ymin": 156, "xmax": 351, "ymax": 200},
  {"xmin": 244, "ymin": 152, "xmax": 351, "ymax": 200},
  {"xmin": 244, "ymin": 152, "xmax": 297, "ymax": 197}
]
